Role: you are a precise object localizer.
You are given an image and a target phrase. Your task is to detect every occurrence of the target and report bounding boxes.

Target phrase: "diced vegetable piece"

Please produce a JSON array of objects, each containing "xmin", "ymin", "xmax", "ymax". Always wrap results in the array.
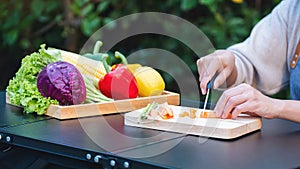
[
  {"xmin": 138, "ymin": 102, "xmax": 174, "ymax": 123},
  {"xmin": 200, "ymin": 111, "xmax": 232, "ymax": 119}
]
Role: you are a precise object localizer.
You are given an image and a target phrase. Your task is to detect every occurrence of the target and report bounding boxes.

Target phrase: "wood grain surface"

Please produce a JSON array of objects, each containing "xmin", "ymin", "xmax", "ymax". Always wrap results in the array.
[{"xmin": 125, "ymin": 105, "xmax": 262, "ymax": 139}]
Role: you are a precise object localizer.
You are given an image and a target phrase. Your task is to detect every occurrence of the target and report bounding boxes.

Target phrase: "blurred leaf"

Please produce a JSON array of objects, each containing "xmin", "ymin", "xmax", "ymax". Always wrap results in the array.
[
  {"xmin": 181, "ymin": 0, "xmax": 198, "ymax": 11},
  {"xmin": 82, "ymin": 3, "xmax": 94, "ymax": 16},
  {"xmin": 199, "ymin": 0, "xmax": 214, "ymax": 5},
  {"xmin": 81, "ymin": 16, "xmax": 101, "ymax": 36},
  {"xmin": 20, "ymin": 15, "xmax": 34, "ymax": 28},
  {"xmin": 74, "ymin": 0, "xmax": 89, "ymax": 7},
  {"xmin": 4, "ymin": 29, "xmax": 18, "ymax": 45},
  {"xmin": 0, "ymin": 4, "xmax": 8, "ymax": 18},
  {"xmin": 69, "ymin": 3, "xmax": 81, "ymax": 15},
  {"xmin": 20, "ymin": 39, "xmax": 30, "ymax": 49},
  {"xmin": 199, "ymin": 0, "xmax": 218, "ymax": 12},
  {"xmin": 45, "ymin": 1, "xmax": 59, "ymax": 13},
  {"xmin": 31, "ymin": 0, "xmax": 44, "ymax": 17},
  {"xmin": 97, "ymin": 1, "xmax": 110, "ymax": 13},
  {"xmin": 3, "ymin": 8, "xmax": 21, "ymax": 29},
  {"xmin": 38, "ymin": 16, "xmax": 49, "ymax": 22},
  {"xmin": 54, "ymin": 14, "xmax": 62, "ymax": 22}
]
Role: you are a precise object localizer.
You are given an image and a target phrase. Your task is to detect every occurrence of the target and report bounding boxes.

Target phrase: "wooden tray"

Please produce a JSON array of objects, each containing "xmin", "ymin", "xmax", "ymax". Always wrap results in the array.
[
  {"xmin": 124, "ymin": 105, "xmax": 262, "ymax": 139},
  {"xmin": 6, "ymin": 91, "xmax": 179, "ymax": 120}
]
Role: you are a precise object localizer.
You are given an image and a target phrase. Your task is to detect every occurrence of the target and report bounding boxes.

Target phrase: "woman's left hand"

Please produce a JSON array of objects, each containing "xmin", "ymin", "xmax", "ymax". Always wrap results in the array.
[{"xmin": 214, "ymin": 83, "xmax": 281, "ymax": 119}]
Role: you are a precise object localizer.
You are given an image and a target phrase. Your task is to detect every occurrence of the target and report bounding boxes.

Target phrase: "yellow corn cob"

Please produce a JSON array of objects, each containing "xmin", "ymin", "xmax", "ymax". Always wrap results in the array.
[{"xmin": 55, "ymin": 49, "xmax": 106, "ymax": 88}]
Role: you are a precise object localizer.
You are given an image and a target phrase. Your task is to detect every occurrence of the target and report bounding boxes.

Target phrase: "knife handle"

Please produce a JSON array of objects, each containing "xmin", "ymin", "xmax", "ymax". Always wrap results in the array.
[
  {"xmin": 207, "ymin": 80, "xmax": 214, "ymax": 89},
  {"xmin": 207, "ymin": 75, "xmax": 217, "ymax": 90}
]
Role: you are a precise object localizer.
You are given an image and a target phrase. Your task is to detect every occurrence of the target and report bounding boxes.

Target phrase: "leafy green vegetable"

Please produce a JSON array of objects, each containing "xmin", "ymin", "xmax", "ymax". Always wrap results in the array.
[{"xmin": 6, "ymin": 44, "xmax": 61, "ymax": 115}]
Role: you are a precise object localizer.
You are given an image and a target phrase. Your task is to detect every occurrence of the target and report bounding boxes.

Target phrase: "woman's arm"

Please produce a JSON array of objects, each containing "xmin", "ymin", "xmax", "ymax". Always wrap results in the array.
[
  {"xmin": 276, "ymin": 99, "xmax": 300, "ymax": 123},
  {"xmin": 227, "ymin": 0, "xmax": 295, "ymax": 94},
  {"xmin": 198, "ymin": 0, "xmax": 297, "ymax": 94}
]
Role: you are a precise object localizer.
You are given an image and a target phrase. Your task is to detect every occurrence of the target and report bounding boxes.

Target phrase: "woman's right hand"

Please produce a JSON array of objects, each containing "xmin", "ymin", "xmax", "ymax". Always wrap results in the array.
[{"xmin": 196, "ymin": 50, "xmax": 237, "ymax": 94}]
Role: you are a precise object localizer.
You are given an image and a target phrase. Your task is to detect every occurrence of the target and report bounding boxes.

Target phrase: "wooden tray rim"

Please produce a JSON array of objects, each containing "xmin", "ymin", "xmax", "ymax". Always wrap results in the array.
[{"xmin": 6, "ymin": 90, "xmax": 180, "ymax": 120}]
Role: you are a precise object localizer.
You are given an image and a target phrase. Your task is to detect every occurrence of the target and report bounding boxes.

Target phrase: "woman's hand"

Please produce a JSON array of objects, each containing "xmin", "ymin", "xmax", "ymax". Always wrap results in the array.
[
  {"xmin": 197, "ymin": 50, "xmax": 300, "ymax": 123},
  {"xmin": 214, "ymin": 83, "xmax": 280, "ymax": 119},
  {"xmin": 197, "ymin": 50, "xmax": 237, "ymax": 94}
]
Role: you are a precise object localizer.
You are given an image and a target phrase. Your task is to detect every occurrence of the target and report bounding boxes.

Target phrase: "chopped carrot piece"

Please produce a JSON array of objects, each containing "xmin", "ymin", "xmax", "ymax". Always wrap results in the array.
[
  {"xmin": 199, "ymin": 111, "xmax": 232, "ymax": 119},
  {"xmin": 190, "ymin": 109, "xmax": 197, "ymax": 114},
  {"xmin": 177, "ymin": 108, "xmax": 232, "ymax": 119},
  {"xmin": 160, "ymin": 110, "xmax": 174, "ymax": 119},
  {"xmin": 179, "ymin": 111, "xmax": 189, "ymax": 117},
  {"xmin": 189, "ymin": 112, "xmax": 196, "ymax": 119},
  {"xmin": 226, "ymin": 113, "xmax": 232, "ymax": 119},
  {"xmin": 200, "ymin": 111, "xmax": 209, "ymax": 118},
  {"xmin": 189, "ymin": 109, "xmax": 197, "ymax": 118}
]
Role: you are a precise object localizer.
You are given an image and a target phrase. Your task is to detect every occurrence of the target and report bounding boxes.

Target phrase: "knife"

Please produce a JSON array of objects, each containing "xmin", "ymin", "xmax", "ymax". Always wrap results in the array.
[{"xmin": 203, "ymin": 80, "xmax": 213, "ymax": 111}]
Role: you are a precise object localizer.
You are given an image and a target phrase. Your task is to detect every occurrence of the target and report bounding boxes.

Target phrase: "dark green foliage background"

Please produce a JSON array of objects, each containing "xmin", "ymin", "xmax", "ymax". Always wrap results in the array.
[{"xmin": 1, "ymin": 0, "xmax": 287, "ymax": 100}]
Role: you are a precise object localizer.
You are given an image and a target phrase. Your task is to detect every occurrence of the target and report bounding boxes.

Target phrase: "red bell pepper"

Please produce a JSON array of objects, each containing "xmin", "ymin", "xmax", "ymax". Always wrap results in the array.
[{"xmin": 98, "ymin": 53, "xmax": 138, "ymax": 100}]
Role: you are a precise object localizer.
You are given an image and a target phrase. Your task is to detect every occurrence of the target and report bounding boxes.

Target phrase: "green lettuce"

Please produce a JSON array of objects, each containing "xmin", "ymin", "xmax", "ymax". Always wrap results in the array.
[{"xmin": 6, "ymin": 44, "xmax": 61, "ymax": 115}]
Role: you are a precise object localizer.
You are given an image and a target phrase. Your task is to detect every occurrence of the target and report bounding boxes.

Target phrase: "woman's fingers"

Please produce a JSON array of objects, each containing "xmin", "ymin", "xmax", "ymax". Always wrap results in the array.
[
  {"xmin": 214, "ymin": 83, "xmax": 279, "ymax": 120},
  {"xmin": 222, "ymin": 94, "xmax": 248, "ymax": 119},
  {"xmin": 214, "ymin": 84, "xmax": 246, "ymax": 117},
  {"xmin": 214, "ymin": 83, "xmax": 266, "ymax": 119},
  {"xmin": 230, "ymin": 102, "xmax": 249, "ymax": 119},
  {"xmin": 197, "ymin": 50, "xmax": 236, "ymax": 94},
  {"xmin": 197, "ymin": 53, "xmax": 221, "ymax": 94},
  {"xmin": 199, "ymin": 76, "xmax": 211, "ymax": 95},
  {"xmin": 197, "ymin": 58, "xmax": 215, "ymax": 94},
  {"xmin": 213, "ymin": 67, "xmax": 233, "ymax": 89}
]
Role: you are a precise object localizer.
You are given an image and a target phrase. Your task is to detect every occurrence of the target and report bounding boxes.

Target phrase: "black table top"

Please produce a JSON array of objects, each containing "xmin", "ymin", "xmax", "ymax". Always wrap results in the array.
[
  {"xmin": 1, "ymin": 91, "xmax": 300, "ymax": 169},
  {"xmin": 0, "ymin": 92, "xmax": 51, "ymax": 128},
  {"xmin": 118, "ymin": 119, "xmax": 300, "ymax": 169}
]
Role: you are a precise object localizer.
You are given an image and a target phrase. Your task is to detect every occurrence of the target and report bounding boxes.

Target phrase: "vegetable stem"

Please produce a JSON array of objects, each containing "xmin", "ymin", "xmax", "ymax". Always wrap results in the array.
[
  {"xmin": 93, "ymin": 41, "xmax": 103, "ymax": 54},
  {"xmin": 115, "ymin": 51, "xmax": 128, "ymax": 65},
  {"xmin": 102, "ymin": 54, "xmax": 111, "ymax": 73}
]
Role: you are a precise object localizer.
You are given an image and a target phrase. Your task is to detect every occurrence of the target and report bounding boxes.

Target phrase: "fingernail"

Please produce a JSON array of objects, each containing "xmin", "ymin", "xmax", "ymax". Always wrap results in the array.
[{"xmin": 201, "ymin": 89, "xmax": 206, "ymax": 95}]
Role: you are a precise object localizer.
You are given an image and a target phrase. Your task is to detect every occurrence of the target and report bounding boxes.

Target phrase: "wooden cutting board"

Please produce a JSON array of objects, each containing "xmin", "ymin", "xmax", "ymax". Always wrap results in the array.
[{"xmin": 124, "ymin": 105, "xmax": 262, "ymax": 139}]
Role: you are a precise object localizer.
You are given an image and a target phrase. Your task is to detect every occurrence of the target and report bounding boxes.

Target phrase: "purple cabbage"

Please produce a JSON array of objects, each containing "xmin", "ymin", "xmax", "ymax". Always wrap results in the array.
[{"xmin": 37, "ymin": 61, "xmax": 86, "ymax": 105}]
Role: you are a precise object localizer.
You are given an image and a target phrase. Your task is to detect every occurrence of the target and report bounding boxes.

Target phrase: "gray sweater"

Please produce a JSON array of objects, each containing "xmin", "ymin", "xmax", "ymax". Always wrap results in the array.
[{"xmin": 227, "ymin": 0, "xmax": 300, "ymax": 95}]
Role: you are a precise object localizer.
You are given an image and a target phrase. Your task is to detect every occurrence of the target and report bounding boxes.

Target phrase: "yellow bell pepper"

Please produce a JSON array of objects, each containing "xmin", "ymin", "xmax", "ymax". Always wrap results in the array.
[
  {"xmin": 127, "ymin": 63, "xmax": 142, "ymax": 73},
  {"xmin": 113, "ymin": 51, "xmax": 165, "ymax": 97},
  {"xmin": 133, "ymin": 66, "xmax": 165, "ymax": 97}
]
